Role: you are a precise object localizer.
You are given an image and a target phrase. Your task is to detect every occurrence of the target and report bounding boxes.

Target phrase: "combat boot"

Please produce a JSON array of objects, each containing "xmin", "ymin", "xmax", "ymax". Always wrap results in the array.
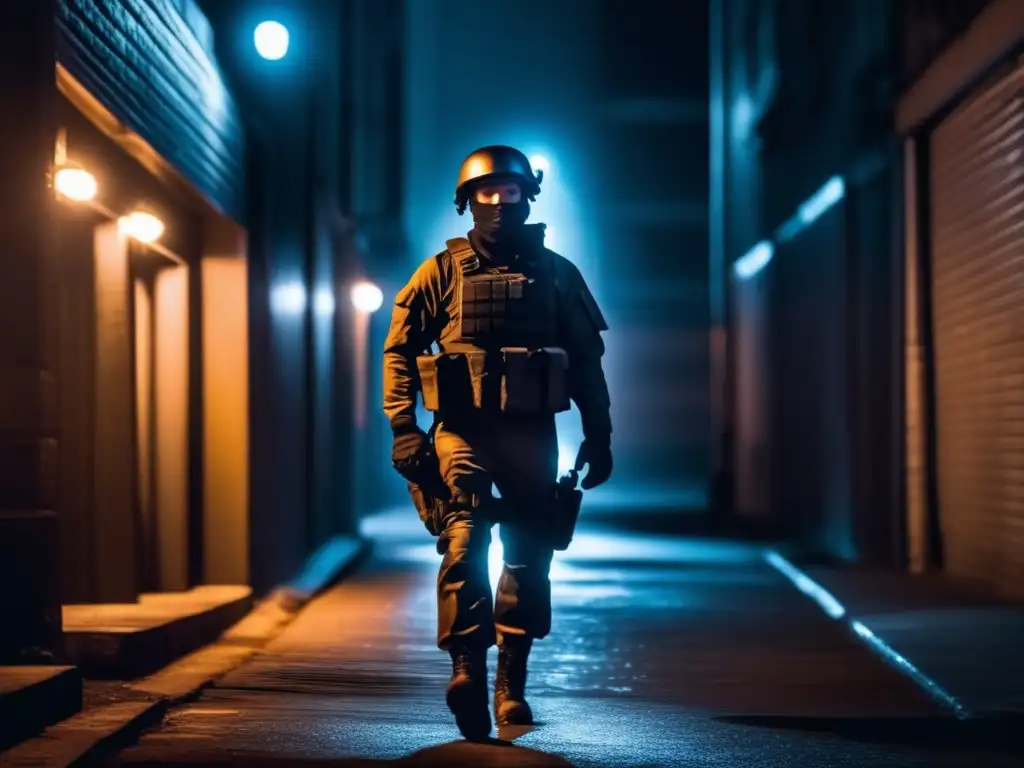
[
  {"xmin": 446, "ymin": 644, "xmax": 492, "ymax": 740},
  {"xmin": 494, "ymin": 637, "xmax": 534, "ymax": 726}
]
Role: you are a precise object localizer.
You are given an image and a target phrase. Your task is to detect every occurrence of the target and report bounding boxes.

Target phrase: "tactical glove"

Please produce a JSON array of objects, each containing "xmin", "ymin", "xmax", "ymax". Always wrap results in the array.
[
  {"xmin": 391, "ymin": 425, "xmax": 432, "ymax": 484},
  {"xmin": 574, "ymin": 438, "xmax": 613, "ymax": 490}
]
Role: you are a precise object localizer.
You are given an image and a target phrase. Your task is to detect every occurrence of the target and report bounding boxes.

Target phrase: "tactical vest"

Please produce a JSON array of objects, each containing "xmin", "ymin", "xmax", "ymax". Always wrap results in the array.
[{"xmin": 416, "ymin": 237, "xmax": 571, "ymax": 416}]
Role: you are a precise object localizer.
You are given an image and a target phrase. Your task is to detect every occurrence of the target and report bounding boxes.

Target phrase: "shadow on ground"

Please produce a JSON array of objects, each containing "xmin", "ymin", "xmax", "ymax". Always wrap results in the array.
[
  {"xmin": 715, "ymin": 714, "xmax": 1024, "ymax": 754},
  {"xmin": 112, "ymin": 738, "xmax": 576, "ymax": 767}
]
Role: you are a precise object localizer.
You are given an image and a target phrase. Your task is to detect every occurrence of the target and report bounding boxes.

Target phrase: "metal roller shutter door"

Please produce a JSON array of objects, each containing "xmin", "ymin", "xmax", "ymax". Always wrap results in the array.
[{"xmin": 928, "ymin": 57, "xmax": 1024, "ymax": 596}]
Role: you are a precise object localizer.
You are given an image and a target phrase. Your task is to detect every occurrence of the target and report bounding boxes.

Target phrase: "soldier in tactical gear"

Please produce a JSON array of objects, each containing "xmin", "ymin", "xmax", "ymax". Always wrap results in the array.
[{"xmin": 383, "ymin": 145, "xmax": 613, "ymax": 740}]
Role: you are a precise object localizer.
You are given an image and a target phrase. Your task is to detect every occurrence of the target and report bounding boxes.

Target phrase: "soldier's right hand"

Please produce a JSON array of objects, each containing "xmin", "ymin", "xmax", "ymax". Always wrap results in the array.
[{"xmin": 391, "ymin": 425, "xmax": 432, "ymax": 482}]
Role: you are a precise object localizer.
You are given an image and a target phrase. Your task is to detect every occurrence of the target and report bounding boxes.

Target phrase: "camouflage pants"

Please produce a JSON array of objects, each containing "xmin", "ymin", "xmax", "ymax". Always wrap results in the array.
[{"xmin": 432, "ymin": 414, "xmax": 558, "ymax": 650}]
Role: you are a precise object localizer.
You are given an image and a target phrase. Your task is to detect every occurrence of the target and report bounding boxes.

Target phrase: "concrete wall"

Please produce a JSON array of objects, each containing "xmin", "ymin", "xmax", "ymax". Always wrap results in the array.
[
  {"xmin": 200, "ymin": 0, "xmax": 345, "ymax": 593},
  {"xmin": 594, "ymin": 0, "xmax": 711, "ymax": 509},
  {"xmin": 717, "ymin": 0, "xmax": 905, "ymax": 561},
  {"xmin": 201, "ymin": 0, "xmax": 410, "ymax": 589}
]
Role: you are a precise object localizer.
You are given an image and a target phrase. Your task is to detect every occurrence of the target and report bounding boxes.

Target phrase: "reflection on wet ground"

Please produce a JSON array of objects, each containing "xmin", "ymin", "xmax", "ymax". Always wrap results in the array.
[{"xmin": 112, "ymin": 512, "xmax": 1022, "ymax": 767}]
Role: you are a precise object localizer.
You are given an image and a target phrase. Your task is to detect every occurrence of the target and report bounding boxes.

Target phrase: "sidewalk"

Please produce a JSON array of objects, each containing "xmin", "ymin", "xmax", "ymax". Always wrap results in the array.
[
  {"xmin": 0, "ymin": 535, "xmax": 367, "ymax": 767},
  {"xmin": 766, "ymin": 551, "xmax": 1024, "ymax": 718},
  {"xmin": 105, "ymin": 515, "xmax": 1020, "ymax": 767}
]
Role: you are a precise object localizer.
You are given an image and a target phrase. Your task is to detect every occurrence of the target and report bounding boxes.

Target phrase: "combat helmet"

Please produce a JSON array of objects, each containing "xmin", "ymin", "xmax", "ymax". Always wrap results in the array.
[{"xmin": 454, "ymin": 145, "xmax": 543, "ymax": 214}]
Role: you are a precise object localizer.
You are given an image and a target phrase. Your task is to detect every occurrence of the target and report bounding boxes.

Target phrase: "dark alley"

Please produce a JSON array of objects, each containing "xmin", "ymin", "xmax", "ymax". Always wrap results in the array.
[{"xmin": 2, "ymin": 0, "xmax": 1024, "ymax": 766}]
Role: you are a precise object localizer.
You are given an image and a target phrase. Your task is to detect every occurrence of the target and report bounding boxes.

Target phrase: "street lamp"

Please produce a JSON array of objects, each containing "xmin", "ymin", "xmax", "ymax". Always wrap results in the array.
[{"xmin": 254, "ymin": 21, "xmax": 290, "ymax": 61}]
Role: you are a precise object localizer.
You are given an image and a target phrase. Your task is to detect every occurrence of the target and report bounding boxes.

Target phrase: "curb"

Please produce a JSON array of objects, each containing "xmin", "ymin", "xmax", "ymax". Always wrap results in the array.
[
  {"xmin": 0, "ymin": 536, "xmax": 371, "ymax": 767},
  {"xmin": 763, "ymin": 549, "xmax": 972, "ymax": 721},
  {"xmin": 0, "ymin": 699, "xmax": 168, "ymax": 768}
]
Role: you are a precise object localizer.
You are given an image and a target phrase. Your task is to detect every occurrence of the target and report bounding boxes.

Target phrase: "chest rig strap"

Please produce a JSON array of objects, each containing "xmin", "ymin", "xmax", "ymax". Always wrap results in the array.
[{"xmin": 445, "ymin": 237, "xmax": 480, "ymax": 275}]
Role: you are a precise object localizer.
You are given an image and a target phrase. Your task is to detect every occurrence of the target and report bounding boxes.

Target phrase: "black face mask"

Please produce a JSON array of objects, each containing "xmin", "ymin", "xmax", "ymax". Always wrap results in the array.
[{"xmin": 470, "ymin": 200, "xmax": 530, "ymax": 242}]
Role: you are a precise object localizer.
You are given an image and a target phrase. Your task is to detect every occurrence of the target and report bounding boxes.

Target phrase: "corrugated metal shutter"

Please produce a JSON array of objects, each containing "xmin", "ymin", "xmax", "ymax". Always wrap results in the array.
[{"xmin": 928, "ymin": 57, "xmax": 1024, "ymax": 598}]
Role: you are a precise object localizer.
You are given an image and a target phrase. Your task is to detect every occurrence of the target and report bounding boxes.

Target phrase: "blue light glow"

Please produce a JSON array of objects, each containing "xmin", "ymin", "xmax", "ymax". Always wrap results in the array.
[
  {"xmin": 775, "ymin": 216, "xmax": 802, "ymax": 243},
  {"xmin": 765, "ymin": 549, "xmax": 971, "ymax": 719},
  {"xmin": 798, "ymin": 175, "xmax": 845, "ymax": 226},
  {"xmin": 558, "ymin": 441, "xmax": 577, "ymax": 475},
  {"xmin": 778, "ymin": 175, "xmax": 846, "ymax": 242},
  {"xmin": 270, "ymin": 281, "xmax": 306, "ymax": 315},
  {"xmin": 851, "ymin": 621, "xmax": 970, "ymax": 719},
  {"xmin": 733, "ymin": 240, "xmax": 774, "ymax": 280},
  {"xmin": 313, "ymin": 287, "xmax": 336, "ymax": 316},
  {"xmin": 734, "ymin": 174, "xmax": 846, "ymax": 276},
  {"xmin": 529, "ymin": 154, "xmax": 551, "ymax": 176},
  {"xmin": 489, "ymin": 539, "xmax": 505, "ymax": 592},
  {"xmin": 764, "ymin": 550, "xmax": 846, "ymax": 619},
  {"xmin": 254, "ymin": 21, "xmax": 290, "ymax": 61}
]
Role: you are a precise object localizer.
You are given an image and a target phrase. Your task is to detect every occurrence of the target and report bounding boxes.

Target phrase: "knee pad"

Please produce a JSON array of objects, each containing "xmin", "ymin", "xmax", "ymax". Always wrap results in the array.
[{"xmin": 438, "ymin": 493, "xmax": 490, "ymax": 556}]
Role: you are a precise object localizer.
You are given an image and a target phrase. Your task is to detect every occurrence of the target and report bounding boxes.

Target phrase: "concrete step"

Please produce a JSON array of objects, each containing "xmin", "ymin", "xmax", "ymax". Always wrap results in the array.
[
  {"xmin": 62, "ymin": 586, "xmax": 253, "ymax": 679},
  {"xmin": 0, "ymin": 665, "xmax": 82, "ymax": 749}
]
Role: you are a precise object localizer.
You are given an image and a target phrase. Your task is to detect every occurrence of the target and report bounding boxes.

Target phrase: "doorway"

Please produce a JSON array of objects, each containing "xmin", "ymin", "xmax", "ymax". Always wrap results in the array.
[
  {"xmin": 57, "ymin": 218, "xmax": 193, "ymax": 602},
  {"xmin": 132, "ymin": 245, "xmax": 190, "ymax": 593}
]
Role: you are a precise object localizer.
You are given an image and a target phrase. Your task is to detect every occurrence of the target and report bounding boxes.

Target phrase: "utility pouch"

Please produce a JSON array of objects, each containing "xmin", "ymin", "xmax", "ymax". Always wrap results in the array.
[
  {"xmin": 549, "ymin": 470, "xmax": 583, "ymax": 551},
  {"xmin": 416, "ymin": 347, "xmax": 570, "ymax": 415},
  {"xmin": 501, "ymin": 347, "xmax": 571, "ymax": 413}
]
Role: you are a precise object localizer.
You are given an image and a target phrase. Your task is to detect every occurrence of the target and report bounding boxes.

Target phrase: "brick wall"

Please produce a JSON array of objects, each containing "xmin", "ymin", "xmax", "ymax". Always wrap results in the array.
[{"xmin": 56, "ymin": 0, "xmax": 244, "ymax": 220}]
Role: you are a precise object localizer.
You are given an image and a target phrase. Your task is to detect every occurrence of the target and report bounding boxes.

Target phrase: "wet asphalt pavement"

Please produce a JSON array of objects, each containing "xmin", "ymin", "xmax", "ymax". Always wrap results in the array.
[{"xmin": 110, "ymin": 513, "xmax": 1022, "ymax": 767}]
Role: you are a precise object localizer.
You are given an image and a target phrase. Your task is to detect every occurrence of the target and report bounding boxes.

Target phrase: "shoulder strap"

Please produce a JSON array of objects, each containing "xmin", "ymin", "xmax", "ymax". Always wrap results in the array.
[{"xmin": 445, "ymin": 237, "xmax": 480, "ymax": 275}]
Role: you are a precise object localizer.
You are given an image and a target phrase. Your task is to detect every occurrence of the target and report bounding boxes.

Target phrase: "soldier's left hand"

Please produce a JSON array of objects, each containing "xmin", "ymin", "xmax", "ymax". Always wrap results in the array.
[{"xmin": 574, "ymin": 439, "xmax": 613, "ymax": 490}]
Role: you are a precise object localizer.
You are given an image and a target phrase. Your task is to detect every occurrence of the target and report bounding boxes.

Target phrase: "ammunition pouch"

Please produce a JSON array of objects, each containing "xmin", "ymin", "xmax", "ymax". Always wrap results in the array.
[{"xmin": 416, "ymin": 347, "xmax": 571, "ymax": 415}]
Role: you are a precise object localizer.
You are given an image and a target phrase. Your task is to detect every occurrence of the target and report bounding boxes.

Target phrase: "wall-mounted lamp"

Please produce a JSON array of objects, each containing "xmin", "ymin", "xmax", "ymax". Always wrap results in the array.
[
  {"xmin": 121, "ymin": 209, "xmax": 165, "ymax": 244},
  {"xmin": 350, "ymin": 281, "xmax": 383, "ymax": 314},
  {"xmin": 54, "ymin": 166, "xmax": 97, "ymax": 202}
]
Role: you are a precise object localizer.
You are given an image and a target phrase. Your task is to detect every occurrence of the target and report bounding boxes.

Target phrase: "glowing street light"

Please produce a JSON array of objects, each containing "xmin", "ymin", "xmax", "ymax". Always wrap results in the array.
[
  {"xmin": 529, "ymin": 154, "xmax": 550, "ymax": 176},
  {"xmin": 54, "ymin": 167, "xmax": 97, "ymax": 202},
  {"xmin": 121, "ymin": 210, "xmax": 165, "ymax": 244},
  {"xmin": 254, "ymin": 21, "xmax": 290, "ymax": 61},
  {"xmin": 350, "ymin": 281, "xmax": 383, "ymax": 313}
]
